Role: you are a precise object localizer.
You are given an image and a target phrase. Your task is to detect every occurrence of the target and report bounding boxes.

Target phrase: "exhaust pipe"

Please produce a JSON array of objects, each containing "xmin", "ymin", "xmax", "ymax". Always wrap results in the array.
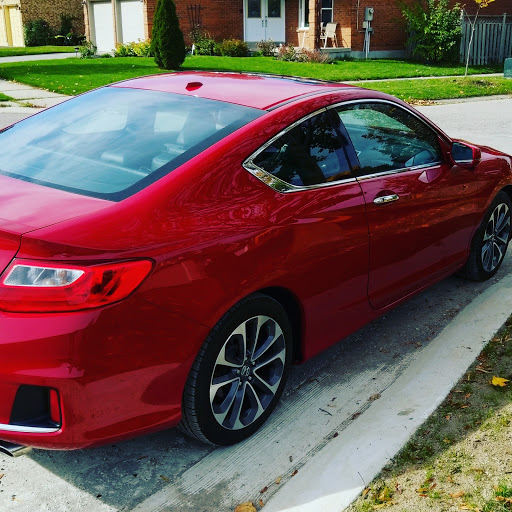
[{"xmin": 0, "ymin": 441, "xmax": 32, "ymax": 457}]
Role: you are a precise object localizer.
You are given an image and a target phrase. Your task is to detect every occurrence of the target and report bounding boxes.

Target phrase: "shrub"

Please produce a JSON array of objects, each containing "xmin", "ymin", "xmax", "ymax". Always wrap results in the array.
[
  {"xmin": 401, "ymin": 0, "xmax": 462, "ymax": 63},
  {"xmin": 151, "ymin": 0, "xmax": 186, "ymax": 69},
  {"xmin": 24, "ymin": 19, "xmax": 53, "ymax": 46},
  {"xmin": 55, "ymin": 14, "xmax": 84, "ymax": 46},
  {"xmin": 276, "ymin": 44, "xmax": 297, "ymax": 61},
  {"xmin": 218, "ymin": 39, "xmax": 249, "ymax": 57},
  {"xmin": 297, "ymin": 48, "xmax": 332, "ymax": 63},
  {"xmin": 79, "ymin": 40, "xmax": 97, "ymax": 59},
  {"xmin": 114, "ymin": 40, "xmax": 152, "ymax": 57},
  {"xmin": 257, "ymin": 39, "xmax": 276, "ymax": 56},
  {"xmin": 192, "ymin": 32, "xmax": 220, "ymax": 55}
]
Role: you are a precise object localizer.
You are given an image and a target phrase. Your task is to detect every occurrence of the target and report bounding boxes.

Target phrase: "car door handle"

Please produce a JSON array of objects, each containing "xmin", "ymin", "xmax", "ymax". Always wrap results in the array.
[{"xmin": 373, "ymin": 194, "xmax": 399, "ymax": 205}]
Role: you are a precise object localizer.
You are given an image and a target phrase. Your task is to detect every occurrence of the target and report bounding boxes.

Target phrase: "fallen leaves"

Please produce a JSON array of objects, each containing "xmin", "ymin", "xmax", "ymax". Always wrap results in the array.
[
  {"xmin": 491, "ymin": 376, "xmax": 510, "ymax": 387},
  {"xmin": 450, "ymin": 490, "xmax": 465, "ymax": 498},
  {"xmin": 234, "ymin": 502, "xmax": 257, "ymax": 512}
]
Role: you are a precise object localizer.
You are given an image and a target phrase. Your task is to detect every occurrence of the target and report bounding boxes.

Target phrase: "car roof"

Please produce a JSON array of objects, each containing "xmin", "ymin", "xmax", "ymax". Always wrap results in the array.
[{"xmin": 111, "ymin": 71, "xmax": 350, "ymax": 110}]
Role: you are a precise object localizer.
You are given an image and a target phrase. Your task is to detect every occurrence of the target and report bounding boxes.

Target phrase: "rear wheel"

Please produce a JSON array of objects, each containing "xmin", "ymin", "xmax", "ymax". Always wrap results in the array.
[
  {"xmin": 464, "ymin": 191, "xmax": 512, "ymax": 281},
  {"xmin": 179, "ymin": 293, "xmax": 292, "ymax": 445}
]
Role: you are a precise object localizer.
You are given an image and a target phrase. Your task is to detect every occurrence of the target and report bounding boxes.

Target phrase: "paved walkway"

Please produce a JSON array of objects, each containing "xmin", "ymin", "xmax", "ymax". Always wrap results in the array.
[{"xmin": 0, "ymin": 52, "xmax": 76, "ymax": 64}]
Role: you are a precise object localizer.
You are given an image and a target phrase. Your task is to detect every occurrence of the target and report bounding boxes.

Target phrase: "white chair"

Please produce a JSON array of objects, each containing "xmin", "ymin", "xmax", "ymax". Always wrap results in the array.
[{"xmin": 320, "ymin": 22, "xmax": 337, "ymax": 48}]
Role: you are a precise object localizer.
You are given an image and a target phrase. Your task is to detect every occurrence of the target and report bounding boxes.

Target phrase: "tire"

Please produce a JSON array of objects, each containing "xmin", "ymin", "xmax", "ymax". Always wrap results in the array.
[
  {"xmin": 179, "ymin": 293, "xmax": 293, "ymax": 445},
  {"xmin": 464, "ymin": 191, "xmax": 512, "ymax": 281}
]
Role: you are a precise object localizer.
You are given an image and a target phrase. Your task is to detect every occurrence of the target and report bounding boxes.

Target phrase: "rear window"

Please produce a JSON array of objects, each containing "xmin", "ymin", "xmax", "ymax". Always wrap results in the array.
[{"xmin": 0, "ymin": 87, "xmax": 262, "ymax": 201}]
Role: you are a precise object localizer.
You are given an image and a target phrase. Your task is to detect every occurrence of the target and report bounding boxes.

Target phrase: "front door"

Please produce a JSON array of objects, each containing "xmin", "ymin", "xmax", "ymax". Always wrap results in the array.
[
  {"xmin": 334, "ymin": 101, "xmax": 480, "ymax": 310},
  {"xmin": 245, "ymin": 0, "xmax": 285, "ymax": 42}
]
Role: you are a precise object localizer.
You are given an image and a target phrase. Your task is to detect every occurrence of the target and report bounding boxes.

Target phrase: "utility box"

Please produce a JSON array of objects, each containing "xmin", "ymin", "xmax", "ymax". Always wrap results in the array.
[
  {"xmin": 364, "ymin": 7, "xmax": 374, "ymax": 21},
  {"xmin": 505, "ymin": 58, "xmax": 512, "ymax": 78}
]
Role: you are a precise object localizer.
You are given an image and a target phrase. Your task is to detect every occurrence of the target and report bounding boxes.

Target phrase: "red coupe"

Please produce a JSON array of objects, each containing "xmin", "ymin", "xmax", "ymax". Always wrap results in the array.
[{"xmin": 0, "ymin": 72, "xmax": 510, "ymax": 452}]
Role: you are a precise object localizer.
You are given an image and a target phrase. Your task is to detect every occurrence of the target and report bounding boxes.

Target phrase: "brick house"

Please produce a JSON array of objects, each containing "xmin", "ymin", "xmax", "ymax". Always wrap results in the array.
[
  {"xmin": 85, "ymin": 0, "xmax": 512, "ymax": 58},
  {"xmin": 0, "ymin": 0, "xmax": 84, "ymax": 46}
]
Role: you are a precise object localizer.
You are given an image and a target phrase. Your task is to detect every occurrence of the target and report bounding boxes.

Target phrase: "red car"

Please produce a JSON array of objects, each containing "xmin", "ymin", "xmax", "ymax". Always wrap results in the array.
[{"xmin": 0, "ymin": 72, "xmax": 510, "ymax": 453}]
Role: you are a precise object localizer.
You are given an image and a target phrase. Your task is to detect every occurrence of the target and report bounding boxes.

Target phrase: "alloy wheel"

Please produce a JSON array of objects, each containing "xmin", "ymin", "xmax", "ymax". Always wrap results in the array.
[
  {"xmin": 481, "ymin": 202, "xmax": 511, "ymax": 272},
  {"xmin": 209, "ymin": 315, "xmax": 286, "ymax": 431}
]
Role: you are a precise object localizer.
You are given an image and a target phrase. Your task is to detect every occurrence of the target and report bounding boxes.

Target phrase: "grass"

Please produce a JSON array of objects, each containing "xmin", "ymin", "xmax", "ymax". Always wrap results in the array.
[
  {"xmin": 0, "ymin": 56, "xmax": 506, "ymax": 99},
  {"xmin": 0, "ymin": 93, "xmax": 13, "ymax": 101},
  {"xmin": 347, "ymin": 317, "xmax": 512, "ymax": 512},
  {"xmin": 0, "ymin": 46, "xmax": 77, "ymax": 57}
]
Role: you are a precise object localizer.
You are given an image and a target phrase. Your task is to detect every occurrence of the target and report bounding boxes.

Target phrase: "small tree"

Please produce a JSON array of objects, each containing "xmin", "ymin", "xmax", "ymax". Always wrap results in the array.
[
  {"xmin": 463, "ymin": 0, "xmax": 495, "ymax": 76},
  {"xmin": 401, "ymin": 0, "xmax": 462, "ymax": 64},
  {"xmin": 151, "ymin": 0, "xmax": 186, "ymax": 70}
]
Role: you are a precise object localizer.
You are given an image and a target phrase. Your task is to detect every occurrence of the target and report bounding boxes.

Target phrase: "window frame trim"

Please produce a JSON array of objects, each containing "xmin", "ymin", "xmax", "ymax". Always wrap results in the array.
[{"xmin": 242, "ymin": 107, "xmax": 357, "ymax": 193}]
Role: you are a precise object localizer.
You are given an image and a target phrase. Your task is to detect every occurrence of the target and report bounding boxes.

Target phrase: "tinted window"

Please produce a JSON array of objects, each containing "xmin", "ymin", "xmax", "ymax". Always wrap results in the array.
[
  {"xmin": 335, "ymin": 102, "xmax": 442, "ymax": 176},
  {"xmin": 0, "ymin": 87, "xmax": 262, "ymax": 200},
  {"xmin": 253, "ymin": 111, "xmax": 351, "ymax": 187}
]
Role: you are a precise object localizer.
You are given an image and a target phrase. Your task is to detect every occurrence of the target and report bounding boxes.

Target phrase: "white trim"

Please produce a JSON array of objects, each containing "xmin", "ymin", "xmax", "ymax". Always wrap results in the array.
[{"xmin": 0, "ymin": 423, "xmax": 60, "ymax": 434}]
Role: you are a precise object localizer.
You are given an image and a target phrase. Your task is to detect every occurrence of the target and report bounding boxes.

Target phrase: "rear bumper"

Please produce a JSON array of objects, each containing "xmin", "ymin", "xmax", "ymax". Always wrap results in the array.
[{"xmin": 0, "ymin": 297, "xmax": 209, "ymax": 450}]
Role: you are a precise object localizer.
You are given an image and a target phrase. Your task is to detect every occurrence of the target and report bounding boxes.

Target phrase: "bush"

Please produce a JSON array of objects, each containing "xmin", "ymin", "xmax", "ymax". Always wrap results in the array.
[
  {"xmin": 257, "ymin": 39, "xmax": 276, "ymax": 56},
  {"xmin": 401, "ymin": 0, "xmax": 462, "ymax": 63},
  {"xmin": 54, "ymin": 14, "xmax": 84, "ymax": 46},
  {"xmin": 151, "ymin": 0, "xmax": 186, "ymax": 69},
  {"xmin": 79, "ymin": 40, "xmax": 97, "ymax": 59},
  {"xmin": 24, "ymin": 19, "xmax": 53, "ymax": 46},
  {"xmin": 114, "ymin": 40, "xmax": 152, "ymax": 57},
  {"xmin": 297, "ymin": 48, "xmax": 332, "ymax": 63},
  {"xmin": 192, "ymin": 32, "xmax": 219, "ymax": 55},
  {"xmin": 218, "ymin": 39, "xmax": 249, "ymax": 57},
  {"xmin": 276, "ymin": 44, "xmax": 297, "ymax": 61}
]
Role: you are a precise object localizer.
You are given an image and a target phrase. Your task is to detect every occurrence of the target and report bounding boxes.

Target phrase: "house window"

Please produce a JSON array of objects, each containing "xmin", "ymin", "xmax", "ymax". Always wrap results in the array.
[
  {"xmin": 321, "ymin": 0, "xmax": 333, "ymax": 24},
  {"xmin": 299, "ymin": 0, "xmax": 309, "ymax": 28}
]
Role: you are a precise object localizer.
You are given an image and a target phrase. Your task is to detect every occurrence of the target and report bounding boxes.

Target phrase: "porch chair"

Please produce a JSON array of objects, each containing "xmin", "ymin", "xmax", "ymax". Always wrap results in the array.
[{"xmin": 320, "ymin": 22, "xmax": 337, "ymax": 48}]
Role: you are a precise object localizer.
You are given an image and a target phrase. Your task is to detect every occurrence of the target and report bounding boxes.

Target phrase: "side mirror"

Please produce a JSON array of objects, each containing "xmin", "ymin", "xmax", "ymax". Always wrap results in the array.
[{"xmin": 451, "ymin": 141, "xmax": 481, "ymax": 168}]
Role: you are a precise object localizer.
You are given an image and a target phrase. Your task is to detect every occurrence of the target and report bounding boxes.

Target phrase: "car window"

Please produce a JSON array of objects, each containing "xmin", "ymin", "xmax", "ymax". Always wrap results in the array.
[
  {"xmin": 0, "ymin": 87, "xmax": 263, "ymax": 201},
  {"xmin": 335, "ymin": 102, "xmax": 443, "ymax": 176},
  {"xmin": 252, "ymin": 111, "xmax": 351, "ymax": 187}
]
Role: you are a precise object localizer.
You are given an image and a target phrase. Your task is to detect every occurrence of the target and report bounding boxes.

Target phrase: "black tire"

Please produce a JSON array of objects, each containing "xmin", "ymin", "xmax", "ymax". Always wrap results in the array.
[
  {"xmin": 463, "ymin": 191, "xmax": 512, "ymax": 281},
  {"xmin": 179, "ymin": 293, "xmax": 293, "ymax": 445}
]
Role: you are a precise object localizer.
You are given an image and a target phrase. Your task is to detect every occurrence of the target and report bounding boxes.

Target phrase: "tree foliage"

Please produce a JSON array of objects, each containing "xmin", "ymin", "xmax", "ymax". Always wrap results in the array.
[
  {"xmin": 151, "ymin": 0, "xmax": 186, "ymax": 70},
  {"xmin": 401, "ymin": 0, "xmax": 462, "ymax": 64}
]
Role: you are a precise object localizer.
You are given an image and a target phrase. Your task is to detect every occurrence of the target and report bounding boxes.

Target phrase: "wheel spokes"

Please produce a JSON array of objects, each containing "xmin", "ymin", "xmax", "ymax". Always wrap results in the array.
[{"xmin": 209, "ymin": 314, "xmax": 286, "ymax": 431}]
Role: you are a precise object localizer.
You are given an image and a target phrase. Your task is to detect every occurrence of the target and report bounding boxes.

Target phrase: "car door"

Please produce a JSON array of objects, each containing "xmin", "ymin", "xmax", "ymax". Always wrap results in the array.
[
  {"xmin": 332, "ymin": 101, "xmax": 480, "ymax": 310},
  {"xmin": 245, "ymin": 109, "xmax": 370, "ymax": 357}
]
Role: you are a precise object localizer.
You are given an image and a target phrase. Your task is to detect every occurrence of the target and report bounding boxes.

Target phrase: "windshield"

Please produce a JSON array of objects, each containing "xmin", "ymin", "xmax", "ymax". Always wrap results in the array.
[{"xmin": 0, "ymin": 87, "xmax": 262, "ymax": 201}]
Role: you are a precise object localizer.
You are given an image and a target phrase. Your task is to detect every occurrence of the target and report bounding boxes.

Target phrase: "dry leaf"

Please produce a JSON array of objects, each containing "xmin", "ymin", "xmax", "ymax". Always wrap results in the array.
[
  {"xmin": 443, "ymin": 438, "xmax": 452, "ymax": 444},
  {"xmin": 291, "ymin": 469, "xmax": 298, "ymax": 477},
  {"xmin": 275, "ymin": 477, "xmax": 282, "ymax": 485},
  {"xmin": 259, "ymin": 499, "xmax": 264, "ymax": 507},
  {"xmin": 368, "ymin": 393, "xmax": 381, "ymax": 402},
  {"xmin": 159, "ymin": 475, "xmax": 169, "ymax": 482},
  {"xmin": 491, "ymin": 376, "xmax": 510, "ymax": 387},
  {"xmin": 416, "ymin": 488, "xmax": 429, "ymax": 493},
  {"xmin": 450, "ymin": 490, "xmax": 465, "ymax": 498},
  {"xmin": 362, "ymin": 488, "xmax": 370, "ymax": 496},
  {"xmin": 234, "ymin": 502, "xmax": 257, "ymax": 512},
  {"xmin": 0, "ymin": 473, "xmax": 4, "ymax": 479},
  {"xmin": 260, "ymin": 486, "xmax": 268, "ymax": 494}
]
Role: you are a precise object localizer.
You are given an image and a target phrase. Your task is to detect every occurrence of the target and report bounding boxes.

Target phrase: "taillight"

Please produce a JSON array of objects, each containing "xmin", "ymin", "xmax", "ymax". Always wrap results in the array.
[{"xmin": 0, "ymin": 258, "xmax": 152, "ymax": 313}]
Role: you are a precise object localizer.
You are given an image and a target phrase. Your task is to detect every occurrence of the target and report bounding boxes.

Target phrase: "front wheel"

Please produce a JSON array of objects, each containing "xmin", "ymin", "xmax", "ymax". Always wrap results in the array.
[
  {"xmin": 464, "ymin": 191, "xmax": 512, "ymax": 281},
  {"xmin": 179, "ymin": 293, "xmax": 292, "ymax": 445}
]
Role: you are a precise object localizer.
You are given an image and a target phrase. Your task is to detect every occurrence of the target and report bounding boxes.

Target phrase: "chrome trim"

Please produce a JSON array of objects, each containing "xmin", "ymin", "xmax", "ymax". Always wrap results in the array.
[
  {"xmin": 354, "ymin": 161, "xmax": 442, "ymax": 181},
  {"xmin": 374, "ymin": 194, "xmax": 399, "ymax": 204},
  {"xmin": 243, "ymin": 107, "xmax": 357, "ymax": 193},
  {"xmin": 0, "ymin": 423, "xmax": 59, "ymax": 434}
]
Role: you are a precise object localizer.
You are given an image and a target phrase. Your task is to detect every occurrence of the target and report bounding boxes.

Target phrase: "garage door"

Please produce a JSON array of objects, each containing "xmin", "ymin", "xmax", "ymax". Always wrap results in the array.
[
  {"xmin": 0, "ymin": 8, "xmax": 8, "ymax": 46},
  {"xmin": 118, "ymin": 0, "xmax": 144, "ymax": 43},
  {"xmin": 8, "ymin": 6, "xmax": 23, "ymax": 46},
  {"xmin": 91, "ymin": 1, "xmax": 115, "ymax": 52}
]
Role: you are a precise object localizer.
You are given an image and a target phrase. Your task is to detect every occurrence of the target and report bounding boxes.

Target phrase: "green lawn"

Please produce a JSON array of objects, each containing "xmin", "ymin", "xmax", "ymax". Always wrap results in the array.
[
  {"xmin": 0, "ymin": 93, "xmax": 13, "ymax": 101},
  {"xmin": 0, "ymin": 56, "xmax": 507, "ymax": 99},
  {"xmin": 0, "ymin": 46, "xmax": 78, "ymax": 57}
]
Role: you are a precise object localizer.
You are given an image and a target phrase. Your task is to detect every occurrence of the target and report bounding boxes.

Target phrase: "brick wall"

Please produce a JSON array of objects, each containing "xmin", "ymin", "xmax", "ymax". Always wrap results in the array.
[{"xmin": 21, "ymin": 0, "xmax": 85, "ymax": 35}]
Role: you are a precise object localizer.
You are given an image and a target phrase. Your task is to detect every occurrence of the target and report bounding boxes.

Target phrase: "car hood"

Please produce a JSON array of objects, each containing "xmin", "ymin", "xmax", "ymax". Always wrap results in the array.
[{"xmin": 0, "ymin": 175, "xmax": 112, "ymax": 272}]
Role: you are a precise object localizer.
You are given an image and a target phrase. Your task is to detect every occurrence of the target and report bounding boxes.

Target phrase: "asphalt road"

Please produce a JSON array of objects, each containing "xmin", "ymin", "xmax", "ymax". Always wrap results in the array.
[{"xmin": 0, "ymin": 97, "xmax": 511, "ymax": 512}]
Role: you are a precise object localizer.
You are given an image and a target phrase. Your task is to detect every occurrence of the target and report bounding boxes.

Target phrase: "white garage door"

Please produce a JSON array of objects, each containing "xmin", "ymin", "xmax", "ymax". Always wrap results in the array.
[
  {"xmin": 118, "ymin": 0, "xmax": 145, "ymax": 43},
  {"xmin": 91, "ymin": 1, "xmax": 115, "ymax": 52},
  {"xmin": 8, "ymin": 6, "xmax": 24, "ymax": 46}
]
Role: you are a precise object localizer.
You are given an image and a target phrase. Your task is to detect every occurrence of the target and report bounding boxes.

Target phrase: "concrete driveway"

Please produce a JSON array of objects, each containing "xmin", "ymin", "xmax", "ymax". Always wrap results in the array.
[{"xmin": 0, "ymin": 96, "xmax": 511, "ymax": 512}]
